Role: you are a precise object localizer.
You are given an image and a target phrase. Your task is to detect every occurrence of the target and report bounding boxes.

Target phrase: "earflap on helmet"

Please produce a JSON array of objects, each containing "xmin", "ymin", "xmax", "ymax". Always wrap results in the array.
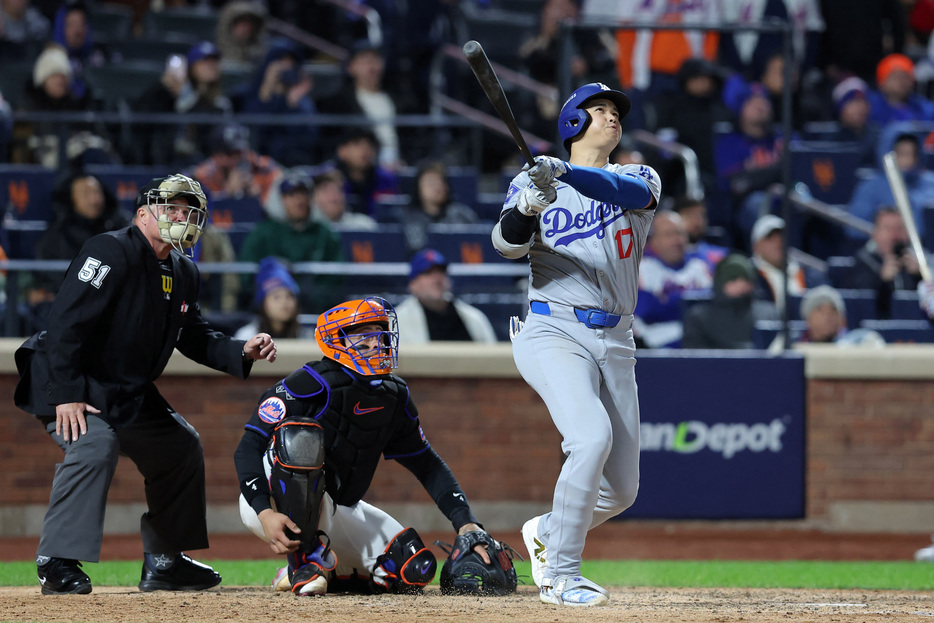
[
  {"xmin": 558, "ymin": 82, "xmax": 632, "ymax": 151},
  {"xmin": 137, "ymin": 174, "xmax": 209, "ymax": 256},
  {"xmin": 316, "ymin": 297, "xmax": 399, "ymax": 375}
]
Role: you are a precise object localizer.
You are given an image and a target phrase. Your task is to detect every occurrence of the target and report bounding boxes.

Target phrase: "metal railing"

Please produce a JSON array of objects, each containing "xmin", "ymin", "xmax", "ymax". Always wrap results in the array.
[
  {"xmin": 631, "ymin": 129, "xmax": 704, "ymax": 201},
  {"xmin": 0, "ymin": 259, "xmax": 529, "ymax": 338}
]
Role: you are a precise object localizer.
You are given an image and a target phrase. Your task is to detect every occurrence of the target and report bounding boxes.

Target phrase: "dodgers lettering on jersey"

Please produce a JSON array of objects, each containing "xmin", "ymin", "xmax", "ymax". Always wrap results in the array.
[{"xmin": 502, "ymin": 163, "xmax": 660, "ymax": 316}]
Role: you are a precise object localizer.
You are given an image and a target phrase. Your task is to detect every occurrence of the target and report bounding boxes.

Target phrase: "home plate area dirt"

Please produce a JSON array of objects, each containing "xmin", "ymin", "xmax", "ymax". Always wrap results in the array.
[
  {"xmin": 3, "ymin": 586, "xmax": 934, "ymax": 623},
  {"xmin": 4, "ymin": 526, "xmax": 934, "ymax": 622}
]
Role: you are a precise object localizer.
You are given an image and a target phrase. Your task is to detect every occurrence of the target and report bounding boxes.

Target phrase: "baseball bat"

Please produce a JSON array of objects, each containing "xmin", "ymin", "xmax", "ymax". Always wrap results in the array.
[
  {"xmin": 463, "ymin": 40, "xmax": 536, "ymax": 167},
  {"xmin": 883, "ymin": 151, "xmax": 932, "ymax": 281}
]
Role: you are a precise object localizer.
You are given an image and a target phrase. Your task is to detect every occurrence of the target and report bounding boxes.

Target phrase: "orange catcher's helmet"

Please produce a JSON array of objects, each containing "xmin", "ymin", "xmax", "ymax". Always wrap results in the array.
[{"xmin": 315, "ymin": 297, "xmax": 399, "ymax": 375}]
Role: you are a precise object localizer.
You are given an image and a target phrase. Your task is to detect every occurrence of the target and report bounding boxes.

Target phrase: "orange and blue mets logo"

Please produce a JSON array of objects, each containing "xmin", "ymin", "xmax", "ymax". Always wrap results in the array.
[{"xmin": 258, "ymin": 397, "xmax": 287, "ymax": 424}]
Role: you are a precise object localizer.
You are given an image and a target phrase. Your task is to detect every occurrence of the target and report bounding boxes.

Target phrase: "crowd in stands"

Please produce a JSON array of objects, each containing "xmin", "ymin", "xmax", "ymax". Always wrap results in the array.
[{"xmin": 3, "ymin": 0, "xmax": 934, "ymax": 345}]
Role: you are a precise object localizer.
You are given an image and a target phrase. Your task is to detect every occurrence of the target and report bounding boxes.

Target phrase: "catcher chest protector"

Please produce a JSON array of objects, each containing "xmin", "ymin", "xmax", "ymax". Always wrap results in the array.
[
  {"xmin": 373, "ymin": 527, "xmax": 437, "ymax": 594},
  {"xmin": 270, "ymin": 417, "xmax": 326, "ymax": 553}
]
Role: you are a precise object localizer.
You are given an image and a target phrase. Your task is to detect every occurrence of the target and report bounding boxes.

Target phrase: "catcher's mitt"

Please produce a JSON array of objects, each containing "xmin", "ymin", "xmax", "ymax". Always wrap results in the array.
[{"xmin": 435, "ymin": 530, "xmax": 519, "ymax": 596}]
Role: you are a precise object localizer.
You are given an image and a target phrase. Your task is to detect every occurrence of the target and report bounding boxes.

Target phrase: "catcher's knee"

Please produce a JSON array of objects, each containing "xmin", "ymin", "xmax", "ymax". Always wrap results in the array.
[
  {"xmin": 270, "ymin": 417, "xmax": 326, "ymax": 552},
  {"xmin": 372, "ymin": 527, "xmax": 437, "ymax": 594}
]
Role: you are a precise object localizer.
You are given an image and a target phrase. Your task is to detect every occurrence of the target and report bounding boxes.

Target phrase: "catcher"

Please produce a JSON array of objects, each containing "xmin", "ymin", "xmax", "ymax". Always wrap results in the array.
[{"xmin": 234, "ymin": 297, "xmax": 517, "ymax": 596}]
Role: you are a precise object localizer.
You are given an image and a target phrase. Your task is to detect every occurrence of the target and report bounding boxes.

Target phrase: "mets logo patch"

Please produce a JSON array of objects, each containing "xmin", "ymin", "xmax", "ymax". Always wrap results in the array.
[{"xmin": 258, "ymin": 397, "xmax": 287, "ymax": 424}]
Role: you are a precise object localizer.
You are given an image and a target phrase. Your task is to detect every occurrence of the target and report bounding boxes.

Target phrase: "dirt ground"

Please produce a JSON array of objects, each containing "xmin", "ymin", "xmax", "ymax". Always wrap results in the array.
[
  {"xmin": 3, "ymin": 523, "xmax": 933, "ymax": 623},
  {"xmin": 2, "ymin": 585, "xmax": 934, "ymax": 623}
]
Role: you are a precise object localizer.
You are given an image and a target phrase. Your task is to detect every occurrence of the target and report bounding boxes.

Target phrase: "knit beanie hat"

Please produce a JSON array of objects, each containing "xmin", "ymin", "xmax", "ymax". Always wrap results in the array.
[
  {"xmin": 800, "ymin": 285, "xmax": 846, "ymax": 320},
  {"xmin": 33, "ymin": 45, "xmax": 73, "ymax": 87},
  {"xmin": 714, "ymin": 253, "xmax": 755, "ymax": 291},
  {"xmin": 254, "ymin": 257, "xmax": 299, "ymax": 307}
]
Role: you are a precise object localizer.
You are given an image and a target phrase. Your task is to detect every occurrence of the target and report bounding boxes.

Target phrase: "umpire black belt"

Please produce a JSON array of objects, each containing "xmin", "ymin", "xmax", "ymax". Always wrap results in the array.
[{"xmin": 530, "ymin": 301, "xmax": 624, "ymax": 329}]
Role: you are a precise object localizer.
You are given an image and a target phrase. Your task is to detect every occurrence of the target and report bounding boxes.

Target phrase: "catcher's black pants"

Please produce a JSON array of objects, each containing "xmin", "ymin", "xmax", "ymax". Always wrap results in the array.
[{"xmin": 37, "ymin": 405, "xmax": 208, "ymax": 562}]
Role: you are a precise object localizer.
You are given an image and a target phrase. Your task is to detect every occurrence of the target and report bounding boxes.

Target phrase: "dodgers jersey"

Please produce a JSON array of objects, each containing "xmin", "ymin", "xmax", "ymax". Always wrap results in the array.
[{"xmin": 494, "ymin": 163, "xmax": 662, "ymax": 316}]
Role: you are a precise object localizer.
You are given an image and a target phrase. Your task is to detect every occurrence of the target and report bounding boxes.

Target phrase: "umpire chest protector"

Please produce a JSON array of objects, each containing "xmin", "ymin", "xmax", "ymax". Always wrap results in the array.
[{"xmin": 281, "ymin": 360, "xmax": 415, "ymax": 506}]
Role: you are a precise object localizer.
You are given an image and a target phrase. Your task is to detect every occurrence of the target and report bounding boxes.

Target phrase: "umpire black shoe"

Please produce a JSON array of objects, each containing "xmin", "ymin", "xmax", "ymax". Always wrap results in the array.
[
  {"xmin": 37, "ymin": 557, "xmax": 92, "ymax": 595},
  {"xmin": 138, "ymin": 553, "xmax": 221, "ymax": 592}
]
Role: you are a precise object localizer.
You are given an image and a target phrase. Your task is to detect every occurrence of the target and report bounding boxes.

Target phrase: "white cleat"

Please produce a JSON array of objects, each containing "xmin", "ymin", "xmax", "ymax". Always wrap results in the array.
[
  {"xmin": 521, "ymin": 516, "xmax": 546, "ymax": 588},
  {"xmin": 271, "ymin": 567, "xmax": 290, "ymax": 591},
  {"xmin": 293, "ymin": 574, "xmax": 328, "ymax": 596},
  {"xmin": 539, "ymin": 575, "xmax": 609, "ymax": 607},
  {"xmin": 915, "ymin": 536, "xmax": 934, "ymax": 562}
]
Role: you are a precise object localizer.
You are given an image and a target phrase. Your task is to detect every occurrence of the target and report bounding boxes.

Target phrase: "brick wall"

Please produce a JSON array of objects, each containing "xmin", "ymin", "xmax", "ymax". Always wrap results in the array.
[
  {"xmin": 5, "ymin": 370, "xmax": 934, "ymax": 529},
  {"xmin": 1, "ymin": 374, "xmax": 564, "ymax": 509},
  {"xmin": 806, "ymin": 379, "xmax": 934, "ymax": 518}
]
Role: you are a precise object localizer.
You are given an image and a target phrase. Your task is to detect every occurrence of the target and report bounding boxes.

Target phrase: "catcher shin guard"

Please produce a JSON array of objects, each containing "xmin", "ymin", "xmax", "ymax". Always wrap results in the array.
[
  {"xmin": 372, "ymin": 528, "xmax": 436, "ymax": 594},
  {"xmin": 270, "ymin": 417, "xmax": 326, "ymax": 553}
]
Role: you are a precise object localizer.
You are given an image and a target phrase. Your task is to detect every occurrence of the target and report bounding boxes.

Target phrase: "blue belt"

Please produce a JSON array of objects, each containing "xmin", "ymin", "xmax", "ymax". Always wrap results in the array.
[{"xmin": 530, "ymin": 301, "xmax": 622, "ymax": 329}]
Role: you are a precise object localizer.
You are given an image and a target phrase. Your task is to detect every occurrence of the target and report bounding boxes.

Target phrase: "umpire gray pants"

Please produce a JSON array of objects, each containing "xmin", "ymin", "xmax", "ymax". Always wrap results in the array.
[{"xmin": 37, "ymin": 406, "xmax": 208, "ymax": 563}]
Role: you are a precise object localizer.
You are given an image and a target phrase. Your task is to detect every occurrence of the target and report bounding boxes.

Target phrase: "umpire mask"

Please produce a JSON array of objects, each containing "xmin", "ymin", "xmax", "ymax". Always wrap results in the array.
[{"xmin": 136, "ymin": 174, "xmax": 209, "ymax": 257}]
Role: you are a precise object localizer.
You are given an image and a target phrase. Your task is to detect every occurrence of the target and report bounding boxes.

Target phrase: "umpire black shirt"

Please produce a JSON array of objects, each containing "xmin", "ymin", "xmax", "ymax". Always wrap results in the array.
[{"xmin": 15, "ymin": 225, "xmax": 251, "ymax": 426}]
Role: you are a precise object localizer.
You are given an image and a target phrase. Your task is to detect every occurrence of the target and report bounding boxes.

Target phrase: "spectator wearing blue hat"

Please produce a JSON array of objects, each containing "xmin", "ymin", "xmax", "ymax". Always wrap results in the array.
[
  {"xmin": 177, "ymin": 40, "xmax": 232, "ymax": 117},
  {"xmin": 235, "ymin": 257, "xmax": 311, "ymax": 340},
  {"xmin": 394, "ymin": 249, "xmax": 497, "ymax": 343},
  {"xmin": 817, "ymin": 76, "xmax": 877, "ymax": 168},
  {"xmin": 131, "ymin": 42, "xmax": 231, "ymax": 167},
  {"xmin": 240, "ymin": 38, "xmax": 317, "ymax": 167},
  {"xmin": 713, "ymin": 74, "xmax": 793, "ymax": 251}
]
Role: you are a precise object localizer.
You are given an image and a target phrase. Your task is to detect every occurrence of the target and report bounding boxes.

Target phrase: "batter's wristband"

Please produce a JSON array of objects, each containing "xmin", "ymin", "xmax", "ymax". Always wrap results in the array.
[{"xmin": 499, "ymin": 208, "xmax": 537, "ymax": 244}]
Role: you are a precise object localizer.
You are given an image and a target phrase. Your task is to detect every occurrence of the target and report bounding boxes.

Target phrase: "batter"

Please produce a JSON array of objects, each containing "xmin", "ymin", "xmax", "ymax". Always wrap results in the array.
[{"xmin": 491, "ymin": 82, "xmax": 661, "ymax": 607}]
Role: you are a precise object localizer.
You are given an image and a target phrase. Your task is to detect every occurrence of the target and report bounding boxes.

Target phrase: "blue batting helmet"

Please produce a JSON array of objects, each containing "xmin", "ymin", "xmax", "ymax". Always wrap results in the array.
[{"xmin": 558, "ymin": 82, "xmax": 631, "ymax": 151}]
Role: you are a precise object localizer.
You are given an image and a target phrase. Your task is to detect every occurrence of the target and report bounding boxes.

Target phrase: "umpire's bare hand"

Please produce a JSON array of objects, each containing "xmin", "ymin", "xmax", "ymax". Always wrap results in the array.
[
  {"xmin": 244, "ymin": 333, "xmax": 278, "ymax": 363},
  {"xmin": 55, "ymin": 402, "xmax": 101, "ymax": 442}
]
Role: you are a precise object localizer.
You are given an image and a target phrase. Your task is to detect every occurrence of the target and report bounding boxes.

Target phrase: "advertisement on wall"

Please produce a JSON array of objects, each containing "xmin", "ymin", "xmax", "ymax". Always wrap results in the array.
[{"xmin": 623, "ymin": 352, "xmax": 806, "ymax": 519}]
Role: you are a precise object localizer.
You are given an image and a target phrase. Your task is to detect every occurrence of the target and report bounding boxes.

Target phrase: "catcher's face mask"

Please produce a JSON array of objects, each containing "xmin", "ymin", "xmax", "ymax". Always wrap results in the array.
[
  {"xmin": 316, "ymin": 297, "xmax": 399, "ymax": 375},
  {"xmin": 137, "ymin": 174, "xmax": 208, "ymax": 257}
]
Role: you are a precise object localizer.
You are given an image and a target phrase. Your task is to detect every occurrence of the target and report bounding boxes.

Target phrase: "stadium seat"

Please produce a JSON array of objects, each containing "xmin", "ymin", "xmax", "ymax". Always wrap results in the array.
[
  {"xmin": 334, "ymin": 225, "xmax": 409, "ymax": 263},
  {"xmin": 825, "ymin": 256, "xmax": 856, "ymax": 288},
  {"xmin": 459, "ymin": 292, "xmax": 527, "ymax": 342},
  {"xmin": 475, "ymin": 193, "xmax": 504, "ymax": 222},
  {"xmin": 2, "ymin": 221, "xmax": 47, "ymax": 259},
  {"xmin": 398, "ymin": 166, "xmax": 479, "ymax": 209},
  {"xmin": 209, "ymin": 197, "xmax": 265, "ymax": 227},
  {"xmin": 0, "ymin": 61, "xmax": 35, "ymax": 110},
  {"xmin": 89, "ymin": 3, "xmax": 136, "ymax": 41},
  {"xmin": 837, "ymin": 289, "xmax": 877, "ymax": 327},
  {"xmin": 752, "ymin": 319, "xmax": 807, "ymax": 349},
  {"xmin": 85, "ymin": 61, "xmax": 165, "ymax": 109},
  {"xmin": 142, "ymin": 7, "xmax": 219, "ymax": 43},
  {"xmin": 492, "ymin": 0, "xmax": 543, "ymax": 14},
  {"xmin": 85, "ymin": 164, "xmax": 167, "ymax": 207},
  {"xmin": 790, "ymin": 141, "xmax": 864, "ymax": 205},
  {"xmin": 307, "ymin": 63, "xmax": 346, "ymax": 101},
  {"xmin": 859, "ymin": 319, "xmax": 934, "ymax": 343},
  {"xmin": 371, "ymin": 194, "xmax": 411, "ymax": 224},
  {"xmin": 106, "ymin": 38, "xmax": 192, "ymax": 65},
  {"xmin": 0, "ymin": 165, "xmax": 56, "ymax": 222},
  {"xmin": 455, "ymin": 8, "xmax": 538, "ymax": 70},
  {"xmin": 425, "ymin": 224, "xmax": 507, "ymax": 264},
  {"xmin": 891, "ymin": 290, "xmax": 927, "ymax": 321}
]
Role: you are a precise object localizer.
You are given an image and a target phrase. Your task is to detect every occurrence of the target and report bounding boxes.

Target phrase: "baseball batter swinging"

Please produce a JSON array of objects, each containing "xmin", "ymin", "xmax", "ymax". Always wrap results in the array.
[{"xmin": 492, "ymin": 82, "xmax": 661, "ymax": 606}]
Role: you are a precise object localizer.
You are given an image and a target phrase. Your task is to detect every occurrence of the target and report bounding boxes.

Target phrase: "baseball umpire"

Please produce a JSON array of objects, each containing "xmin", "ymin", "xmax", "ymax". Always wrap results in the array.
[
  {"xmin": 492, "ymin": 83, "xmax": 661, "ymax": 606},
  {"xmin": 14, "ymin": 174, "xmax": 278, "ymax": 595},
  {"xmin": 234, "ymin": 297, "xmax": 517, "ymax": 596}
]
